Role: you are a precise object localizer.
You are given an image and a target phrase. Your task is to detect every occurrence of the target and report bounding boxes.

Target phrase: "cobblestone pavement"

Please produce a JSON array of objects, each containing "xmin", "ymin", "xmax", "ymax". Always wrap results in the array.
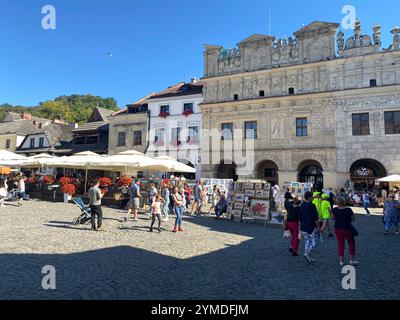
[{"xmin": 0, "ymin": 200, "xmax": 398, "ymax": 300}]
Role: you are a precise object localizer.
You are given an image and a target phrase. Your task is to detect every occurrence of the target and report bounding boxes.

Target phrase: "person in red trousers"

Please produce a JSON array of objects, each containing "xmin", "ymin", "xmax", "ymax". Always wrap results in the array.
[
  {"xmin": 332, "ymin": 197, "xmax": 359, "ymax": 267},
  {"xmin": 285, "ymin": 197, "xmax": 301, "ymax": 256}
]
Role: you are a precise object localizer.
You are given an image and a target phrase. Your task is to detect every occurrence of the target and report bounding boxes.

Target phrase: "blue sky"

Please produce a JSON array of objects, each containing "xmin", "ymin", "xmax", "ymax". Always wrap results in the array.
[{"xmin": 0, "ymin": 0, "xmax": 399, "ymax": 108}]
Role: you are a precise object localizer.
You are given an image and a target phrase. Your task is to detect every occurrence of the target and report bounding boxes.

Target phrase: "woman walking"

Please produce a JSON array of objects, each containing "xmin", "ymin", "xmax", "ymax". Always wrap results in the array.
[
  {"xmin": 383, "ymin": 195, "xmax": 400, "ymax": 235},
  {"xmin": 150, "ymin": 193, "xmax": 165, "ymax": 233},
  {"xmin": 299, "ymin": 192, "xmax": 320, "ymax": 264},
  {"xmin": 162, "ymin": 184, "xmax": 170, "ymax": 222},
  {"xmin": 332, "ymin": 197, "xmax": 359, "ymax": 267},
  {"xmin": 172, "ymin": 188, "xmax": 185, "ymax": 233},
  {"xmin": 285, "ymin": 197, "xmax": 301, "ymax": 256}
]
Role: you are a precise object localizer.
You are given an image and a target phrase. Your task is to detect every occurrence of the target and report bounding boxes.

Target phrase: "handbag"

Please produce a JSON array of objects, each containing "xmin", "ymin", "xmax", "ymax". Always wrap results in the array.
[
  {"xmin": 283, "ymin": 230, "xmax": 291, "ymax": 239},
  {"xmin": 351, "ymin": 225, "xmax": 359, "ymax": 237}
]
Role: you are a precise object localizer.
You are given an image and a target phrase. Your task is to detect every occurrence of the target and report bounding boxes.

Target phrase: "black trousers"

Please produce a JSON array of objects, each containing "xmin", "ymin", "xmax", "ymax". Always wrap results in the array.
[{"xmin": 90, "ymin": 205, "xmax": 103, "ymax": 229}]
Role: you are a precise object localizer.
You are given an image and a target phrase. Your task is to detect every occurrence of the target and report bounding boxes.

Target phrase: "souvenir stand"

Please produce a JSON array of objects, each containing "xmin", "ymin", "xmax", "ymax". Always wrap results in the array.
[
  {"xmin": 282, "ymin": 181, "xmax": 313, "ymax": 201},
  {"xmin": 226, "ymin": 179, "xmax": 271, "ymax": 226}
]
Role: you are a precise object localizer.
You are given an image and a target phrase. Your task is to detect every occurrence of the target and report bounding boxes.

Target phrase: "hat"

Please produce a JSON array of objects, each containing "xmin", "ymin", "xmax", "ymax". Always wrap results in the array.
[
  {"xmin": 313, "ymin": 192, "xmax": 321, "ymax": 197},
  {"xmin": 321, "ymin": 193, "xmax": 329, "ymax": 199}
]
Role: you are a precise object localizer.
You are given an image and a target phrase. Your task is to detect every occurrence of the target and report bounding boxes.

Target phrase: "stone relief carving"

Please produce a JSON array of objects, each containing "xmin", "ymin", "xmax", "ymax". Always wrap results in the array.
[{"xmin": 271, "ymin": 118, "xmax": 283, "ymax": 139}]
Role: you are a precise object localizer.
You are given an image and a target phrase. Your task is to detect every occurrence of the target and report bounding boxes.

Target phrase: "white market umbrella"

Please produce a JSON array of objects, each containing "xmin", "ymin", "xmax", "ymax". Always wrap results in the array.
[
  {"xmin": 45, "ymin": 151, "xmax": 102, "ymax": 194},
  {"xmin": 0, "ymin": 150, "xmax": 27, "ymax": 166},
  {"xmin": 20, "ymin": 153, "xmax": 55, "ymax": 168},
  {"xmin": 379, "ymin": 174, "xmax": 400, "ymax": 183},
  {"xmin": 144, "ymin": 156, "xmax": 196, "ymax": 173}
]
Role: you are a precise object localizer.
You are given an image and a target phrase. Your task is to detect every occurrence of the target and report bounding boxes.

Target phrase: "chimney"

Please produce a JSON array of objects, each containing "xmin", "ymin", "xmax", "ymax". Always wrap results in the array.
[
  {"xmin": 22, "ymin": 112, "xmax": 32, "ymax": 121},
  {"xmin": 69, "ymin": 123, "xmax": 78, "ymax": 130},
  {"xmin": 191, "ymin": 77, "xmax": 198, "ymax": 84}
]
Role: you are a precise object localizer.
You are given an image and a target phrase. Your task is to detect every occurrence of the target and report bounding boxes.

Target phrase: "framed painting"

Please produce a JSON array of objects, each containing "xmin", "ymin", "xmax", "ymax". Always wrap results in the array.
[
  {"xmin": 235, "ymin": 193, "xmax": 245, "ymax": 202},
  {"xmin": 244, "ymin": 182, "xmax": 255, "ymax": 190},
  {"xmin": 245, "ymin": 190, "xmax": 255, "ymax": 197},
  {"xmin": 234, "ymin": 182, "xmax": 244, "ymax": 192},
  {"xmin": 250, "ymin": 199, "xmax": 270, "ymax": 218},
  {"xmin": 270, "ymin": 212, "xmax": 285, "ymax": 225},
  {"xmin": 264, "ymin": 183, "xmax": 271, "ymax": 191},
  {"xmin": 255, "ymin": 190, "xmax": 265, "ymax": 199},
  {"xmin": 254, "ymin": 183, "xmax": 263, "ymax": 190},
  {"xmin": 234, "ymin": 202, "xmax": 244, "ymax": 210}
]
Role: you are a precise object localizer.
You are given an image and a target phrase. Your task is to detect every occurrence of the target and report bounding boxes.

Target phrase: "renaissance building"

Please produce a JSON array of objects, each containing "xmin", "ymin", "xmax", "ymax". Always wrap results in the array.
[{"xmin": 200, "ymin": 20, "xmax": 400, "ymax": 190}]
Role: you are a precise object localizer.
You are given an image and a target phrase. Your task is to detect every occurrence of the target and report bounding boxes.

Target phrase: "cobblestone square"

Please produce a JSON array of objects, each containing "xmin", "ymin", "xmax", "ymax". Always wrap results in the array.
[{"xmin": 0, "ymin": 201, "xmax": 398, "ymax": 300}]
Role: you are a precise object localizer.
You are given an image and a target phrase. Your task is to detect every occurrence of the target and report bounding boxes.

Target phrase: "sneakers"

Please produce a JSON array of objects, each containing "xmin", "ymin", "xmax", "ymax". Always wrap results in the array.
[
  {"xmin": 350, "ymin": 260, "xmax": 360, "ymax": 266},
  {"xmin": 97, "ymin": 228, "xmax": 106, "ymax": 232},
  {"xmin": 178, "ymin": 227, "xmax": 184, "ymax": 232},
  {"xmin": 173, "ymin": 228, "xmax": 178, "ymax": 233},
  {"xmin": 340, "ymin": 261, "xmax": 345, "ymax": 267},
  {"xmin": 133, "ymin": 218, "xmax": 139, "ymax": 221},
  {"xmin": 162, "ymin": 218, "xmax": 169, "ymax": 222},
  {"xmin": 289, "ymin": 248, "xmax": 294, "ymax": 253}
]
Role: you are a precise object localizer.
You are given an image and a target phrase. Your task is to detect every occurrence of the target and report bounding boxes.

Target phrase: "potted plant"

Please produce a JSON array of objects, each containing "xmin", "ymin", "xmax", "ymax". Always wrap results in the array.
[
  {"xmin": 159, "ymin": 111, "xmax": 170, "ymax": 118},
  {"xmin": 61, "ymin": 184, "xmax": 76, "ymax": 203},
  {"xmin": 117, "ymin": 176, "xmax": 133, "ymax": 187},
  {"xmin": 182, "ymin": 109, "xmax": 194, "ymax": 117}
]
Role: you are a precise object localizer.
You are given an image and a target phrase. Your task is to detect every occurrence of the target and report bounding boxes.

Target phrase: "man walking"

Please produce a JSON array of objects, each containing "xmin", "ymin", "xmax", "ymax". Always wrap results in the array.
[
  {"xmin": 89, "ymin": 179, "xmax": 104, "ymax": 231},
  {"xmin": 125, "ymin": 179, "xmax": 142, "ymax": 222}
]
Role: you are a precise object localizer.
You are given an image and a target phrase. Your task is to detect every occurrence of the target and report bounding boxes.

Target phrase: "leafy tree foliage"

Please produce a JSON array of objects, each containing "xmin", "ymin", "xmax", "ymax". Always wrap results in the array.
[{"xmin": 0, "ymin": 95, "xmax": 120, "ymax": 124}]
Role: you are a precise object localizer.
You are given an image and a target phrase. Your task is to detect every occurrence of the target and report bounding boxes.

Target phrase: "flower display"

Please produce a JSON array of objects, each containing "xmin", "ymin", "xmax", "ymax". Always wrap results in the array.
[
  {"xmin": 42, "ymin": 175, "xmax": 55, "ymax": 184},
  {"xmin": 28, "ymin": 177, "xmax": 37, "ymax": 183},
  {"xmin": 182, "ymin": 109, "xmax": 194, "ymax": 117},
  {"xmin": 170, "ymin": 140, "xmax": 181, "ymax": 147},
  {"xmin": 61, "ymin": 184, "xmax": 76, "ymax": 196},
  {"xmin": 117, "ymin": 177, "xmax": 133, "ymax": 187},
  {"xmin": 99, "ymin": 177, "xmax": 112, "ymax": 187},
  {"xmin": 59, "ymin": 177, "xmax": 72, "ymax": 186},
  {"xmin": 159, "ymin": 112, "xmax": 170, "ymax": 118}
]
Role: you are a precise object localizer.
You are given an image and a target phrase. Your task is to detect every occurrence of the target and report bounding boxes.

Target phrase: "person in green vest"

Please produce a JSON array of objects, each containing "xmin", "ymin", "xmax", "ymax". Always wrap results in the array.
[
  {"xmin": 312, "ymin": 192, "xmax": 322, "ymax": 215},
  {"xmin": 319, "ymin": 193, "xmax": 333, "ymax": 242}
]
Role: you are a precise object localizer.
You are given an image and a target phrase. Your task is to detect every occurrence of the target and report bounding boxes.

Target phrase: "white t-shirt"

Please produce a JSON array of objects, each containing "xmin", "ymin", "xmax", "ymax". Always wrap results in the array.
[{"xmin": 19, "ymin": 180, "xmax": 26, "ymax": 193}]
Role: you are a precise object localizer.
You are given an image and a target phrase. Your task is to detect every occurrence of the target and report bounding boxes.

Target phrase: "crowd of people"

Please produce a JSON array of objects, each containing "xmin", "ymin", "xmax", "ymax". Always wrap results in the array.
[{"xmin": 283, "ymin": 186, "xmax": 400, "ymax": 266}]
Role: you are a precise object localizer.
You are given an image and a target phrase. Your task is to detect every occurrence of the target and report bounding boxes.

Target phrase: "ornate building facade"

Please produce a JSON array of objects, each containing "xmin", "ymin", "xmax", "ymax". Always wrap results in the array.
[{"xmin": 201, "ymin": 21, "xmax": 400, "ymax": 190}]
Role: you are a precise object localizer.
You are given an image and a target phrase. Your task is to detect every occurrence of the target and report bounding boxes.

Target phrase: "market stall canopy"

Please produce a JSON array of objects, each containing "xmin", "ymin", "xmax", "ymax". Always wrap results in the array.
[
  {"xmin": 379, "ymin": 174, "xmax": 400, "ymax": 183},
  {"xmin": 86, "ymin": 150, "xmax": 167, "ymax": 172},
  {"xmin": 143, "ymin": 156, "xmax": 196, "ymax": 173},
  {"xmin": 0, "ymin": 167, "xmax": 12, "ymax": 175},
  {"xmin": 0, "ymin": 150, "xmax": 27, "ymax": 166},
  {"xmin": 19, "ymin": 153, "xmax": 55, "ymax": 168},
  {"xmin": 45, "ymin": 151, "xmax": 101, "ymax": 169}
]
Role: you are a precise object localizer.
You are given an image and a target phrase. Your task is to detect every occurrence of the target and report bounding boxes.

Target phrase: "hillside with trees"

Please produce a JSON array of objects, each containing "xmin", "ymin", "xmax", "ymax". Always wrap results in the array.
[{"xmin": 0, "ymin": 94, "xmax": 120, "ymax": 124}]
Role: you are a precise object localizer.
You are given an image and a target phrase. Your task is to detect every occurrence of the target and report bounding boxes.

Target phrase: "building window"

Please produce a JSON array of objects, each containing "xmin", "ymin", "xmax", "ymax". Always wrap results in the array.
[
  {"xmin": 30, "ymin": 138, "xmax": 35, "ymax": 148},
  {"xmin": 5, "ymin": 139, "xmax": 11, "ymax": 149},
  {"xmin": 233, "ymin": 94, "xmax": 239, "ymax": 101},
  {"xmin": 39, "ymin": 137, "xmax": 44, "ymax": 148},
  {"xmin": 245, "ymin": 121, "xmax": 257, "ymax": 139},
  {"xmin": 86, "ymin": 136, "xmax": 99, "ymax": 145},
  {"xmin": 74, "ymin": 137, "xmax": 85, "ymax": 145},
  {"xmin": 160, "ymin": 105, "xmax": 170, "ymax": 114},
  {"xmin": 221, "ymin": 123, "xmax": 233, "ymax": 140},
  {"xmin": 370, "ymin": 79, "xmax": 377, "ymax": 87},
  {"xmin": 117, "ymin": 132, "xmax": 126, "ymax": 146},
  {"xmin": 183, "ymin": 103, "xmax": 194, "ymax": 113},
  {"xmin": 296, "ymin": 118, "xmax": 308, "ymax": 137},
  {"xmin": 289, "ymin": 87, "xmax": 295, "ymax": 95},
  {"xmin": 133, "ymin": 131, "xmax": 142, "ymax": 146},
  {"xmin": 352, "ymin": 113, "xmax": 370, "ymax": 136},
  {"xmin": 384, "ymin": 111, "xmax": 400, "ymax": 135},
  {"xmin": 128, "ymin": 105, "xmax": 148, "ymax": 114},
  {"xmin": 259, "ymin": 90, "xmax": 265, "ymax": 97},
  {"xmin": 171, "ymin": 128, "xmax": 181, "ymax": 144},
  {"xmin": 187, "ymin": 126, "xmax": 199, "ymax": 143},
  {"xmin": 155, "ymin": 128, "xmax": 165, "ymax": 144}
]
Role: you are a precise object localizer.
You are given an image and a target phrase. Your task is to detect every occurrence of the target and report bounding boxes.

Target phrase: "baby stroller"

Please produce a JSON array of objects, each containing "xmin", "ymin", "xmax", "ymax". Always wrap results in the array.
[{"xmin": 72, "ymin": 197, "xmax": 92, "ymax": 225}]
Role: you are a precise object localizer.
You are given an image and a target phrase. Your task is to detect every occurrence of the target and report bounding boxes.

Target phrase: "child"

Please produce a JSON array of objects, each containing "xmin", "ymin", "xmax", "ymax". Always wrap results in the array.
[
  {"xmin": 319, "ymin": 193, "xmax": 333, "ymax": 242},
  {"xmin": 150, "ymin": 193, "xmax": 165, "ymax": 233}
]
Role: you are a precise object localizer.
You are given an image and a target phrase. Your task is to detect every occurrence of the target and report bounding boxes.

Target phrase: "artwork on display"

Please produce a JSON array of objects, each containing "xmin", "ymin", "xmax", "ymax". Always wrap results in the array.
[
  {"xmin": 227, "ymin": 206, "xmax": 233, "ymax": 214},
  {"xmin": 229, "ymin": 182, "xmax": 235, "ymax": 191},
  {"xmin": 270, "ymin": 212, "xmax": 285, "ymax": 225},
  {"xmin": 227, "ymin": 193, "xmax": 235, "ymax": 202},
  {"xmin": 254, "ymin": 183, "xmax": 263, "ymax": 190},
  {"xmin": 291, "ymin": 182, "xmax": 300, "ymax": 188},
  {"xmin": 233, "ymin": 209, "xmax": 243, "ymax": 217},
  {"xmin": 250, "ymin": 199, "xmax": 270, "ymax": 218},
  {"xmin": 245, "ymin": 190, "xmax": 255, "ymax": 197},
  {"xmin": 244, "ymin": 182, "xmax": 255, "ymax": 190},
  {"xmin": 264, "ymin": 183, "xmax": 271, "ymax": 191},
  {"xmin": 235, "ymin": 193, "xmax": 245, "ymax": 202},
  {"xmin": 234, "ymin": 202, "xmax": 244, "ymax": 210},
  {"xmin": 255, "ymin": 190, "xmax": 265, "ymax": 199},
  {"xmin": 242, "ymin": 207, "xmax": 251, "ymax": 216},
  {"xmin": 234, "ymin": 182, "xmax": 244, "ymax": 192}
]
